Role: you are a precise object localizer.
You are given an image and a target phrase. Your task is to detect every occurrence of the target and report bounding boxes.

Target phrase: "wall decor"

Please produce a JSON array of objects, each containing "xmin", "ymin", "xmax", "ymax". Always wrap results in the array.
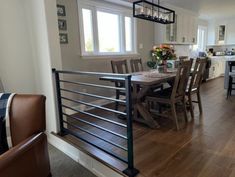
[
  {"xmin": 218, "ymin": 25, "xmax": 226, "ymax": 41},
  {"xmin": 58, "ymin": 19, "xmax": 67, "ymax": 30},
  {"xmin": 57, "ymin": 4, "xmax": 66, "ymax": 16},
  {"xmin": 59, "ymin": 33, "xmax": 68, "ymax": 44}
]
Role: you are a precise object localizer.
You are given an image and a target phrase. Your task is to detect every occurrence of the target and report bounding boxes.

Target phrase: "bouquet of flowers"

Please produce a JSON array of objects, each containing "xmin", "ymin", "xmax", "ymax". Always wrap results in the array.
[{"xmin": 147, "ymin": 45, "xmax": 176, "ymax": 69}]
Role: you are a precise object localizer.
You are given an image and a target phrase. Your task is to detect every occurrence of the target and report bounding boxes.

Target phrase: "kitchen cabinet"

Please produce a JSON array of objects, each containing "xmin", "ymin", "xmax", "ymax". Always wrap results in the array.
[
  {"xmin": 155, "ymin": 12, "xmax": 198, "ymax": 45},
  {"xmin": 209, "ymin": 57, "xmax": 226, "ymax": 79},
  {"xmin": 177, "ymin": 13, "xmax": 198, "ymax": 44},
  {"xmin": 165, "ymin": 15, "xmax": 178, "ymax": 43},
  {"xmin": 191, "ymin": 17, "xmax": 198, "ymax": 44}
]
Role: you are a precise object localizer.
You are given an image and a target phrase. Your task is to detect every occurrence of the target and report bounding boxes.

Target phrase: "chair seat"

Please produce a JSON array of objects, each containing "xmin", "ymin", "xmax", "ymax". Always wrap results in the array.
[{"xmin": 147, "ymin": 87, "xmax": 172, "ymax": 99}]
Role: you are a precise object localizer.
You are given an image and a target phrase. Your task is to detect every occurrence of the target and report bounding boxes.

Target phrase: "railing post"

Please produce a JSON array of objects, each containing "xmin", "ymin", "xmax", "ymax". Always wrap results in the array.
[
  {"xmin": 52, "ymin": 69, "xmax": 66, "ymax": 136},
  {"xmin": 123, "ymin": 75, "xmax": 139, "ymax": 177}
]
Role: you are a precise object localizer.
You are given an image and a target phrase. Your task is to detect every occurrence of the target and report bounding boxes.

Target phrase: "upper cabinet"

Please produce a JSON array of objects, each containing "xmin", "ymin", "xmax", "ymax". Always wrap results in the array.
[
  {"xmin": 165, "ymin": 15, "xmax": 178, "ymax": 43},
  {"xmin": 208, "ymin": 20, "xmax": 235, "ymax": 45},
  {"xmin": 155, "ymin": 11, "xmax": 198, "ymax": 45}
]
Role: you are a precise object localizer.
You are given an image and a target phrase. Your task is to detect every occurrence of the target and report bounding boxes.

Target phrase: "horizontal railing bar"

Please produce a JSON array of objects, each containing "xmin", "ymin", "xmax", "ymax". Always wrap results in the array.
[
  {"xmin": 61, "ymin": 96, "xmax": 127, "ymax": 116},
  {"xmin": 61, "ymin": 88, "xmax": 126, "ymax": 104},
  {"xmin": 60, "ymin": 80, "xmax": 126, "ymax": 91},
  {"xmin": 63, "ymin": 113, "xmax": 127, "ymax": 139},
  {"xmin": 63, "ymin": 120, "xmax": 128, "ymax": 151},
  {"xmin": 62, "ymin": 105, "xmax": 127, "ymax": 128},
  {"xmin": 53, "ymin": 69, "xmax": 131, "ymax": 78},
  {"xmin": 63, "ymin": 128, "xmax": 128, "ymax": 163}
]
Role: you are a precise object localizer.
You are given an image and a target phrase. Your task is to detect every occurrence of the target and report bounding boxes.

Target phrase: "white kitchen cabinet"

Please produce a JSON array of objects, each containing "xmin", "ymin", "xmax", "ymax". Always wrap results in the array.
[
  {"xmin": 155, "ymin": 12, "xmax": 198, "ymax": 45},
  {"xmin": 209, "ymin": 60, "xmax": 219, "ymax": 79},
  {"xmin": 209, "ymin": 57, "xmax": 226, "ymax": 79},
  {"xmin": 165, "ymin": 15, "xmax": 178, "ymax": 43},
  {"xmin": 189, "ymin": 17, "xmax": 198, "ymax": 44},
  {"xmin": 177, "ymin": 13, "xmax": 198, "ymax": 44}
]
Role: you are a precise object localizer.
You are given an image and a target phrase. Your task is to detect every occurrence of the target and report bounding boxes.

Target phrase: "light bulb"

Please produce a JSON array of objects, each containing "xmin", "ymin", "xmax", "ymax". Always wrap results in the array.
[
  {"xmin": 140, "ymin": 6, "xmax": 144, "ymax": 14},
  {"xmin": 153, "ymin": 11, "xmax": 158, "ymax": 18},
  {"xmin": 159, "ymin": 13, "xmax": 163, "ymax": 20},
  {"xmin": 146, "ymin": 8, "xmax": 151, "ymax": 16}
]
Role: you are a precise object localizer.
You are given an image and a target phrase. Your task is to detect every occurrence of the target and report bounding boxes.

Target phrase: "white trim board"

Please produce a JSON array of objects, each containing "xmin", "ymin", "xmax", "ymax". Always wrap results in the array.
[{"xmin": 48, "ymin": 134, "xmax": 124, "ymax": 177}]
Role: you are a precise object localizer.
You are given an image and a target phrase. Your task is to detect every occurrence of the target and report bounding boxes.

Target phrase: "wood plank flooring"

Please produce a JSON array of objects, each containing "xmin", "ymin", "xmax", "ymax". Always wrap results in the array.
[{"xmin": 57, "ymin": 77, "xmax": 235, "ymax": 177}]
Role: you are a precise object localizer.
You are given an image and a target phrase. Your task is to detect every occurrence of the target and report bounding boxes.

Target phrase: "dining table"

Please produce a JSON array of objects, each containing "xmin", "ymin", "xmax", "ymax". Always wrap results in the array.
[{"xmin": 101, "ymin": 70, "xmax": 177, "ymax": 129}]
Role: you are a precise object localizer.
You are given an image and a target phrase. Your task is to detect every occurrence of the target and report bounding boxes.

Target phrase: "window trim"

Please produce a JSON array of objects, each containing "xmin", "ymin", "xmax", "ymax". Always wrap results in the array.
[{"xmin": 78, "ymin": 0, "xmax": 137, "ymax": 57}]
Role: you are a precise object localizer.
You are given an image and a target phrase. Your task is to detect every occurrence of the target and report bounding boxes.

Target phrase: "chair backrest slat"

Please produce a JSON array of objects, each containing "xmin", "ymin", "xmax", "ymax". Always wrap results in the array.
[
  {"xmin": 171, "ymin": 60, "xmax": 192, "ymax": 99},
  {"xmin": 130, "ymin": 58, "xmax": 143, "ymax": 73},
  {"xmin": 111, "ymin": 60, "xmax": 129, "ymax": 88},
  {"xmin": 111, "ymin": 60, "xmax": 129, "ymax": 74},
  {"xmin": 189, "ymin": 58, "xmax": 207, "ymax": 91},
  {"xmin": 229, "ymin": 61, "xmax": 235, "ymax": 72}
]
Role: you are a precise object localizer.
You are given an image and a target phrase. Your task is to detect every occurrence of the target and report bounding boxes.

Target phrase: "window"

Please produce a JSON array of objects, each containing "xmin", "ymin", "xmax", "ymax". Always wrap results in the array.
[
  {"xmin": 97, "ymin": 11, "xmax": 120, "ymax": 53},
  {"xmin": 193, "ymin": 26, "xmax": 207, "ymax": 52},
  {"xmin": 79, "ymin": 1, "xmax": 136, "ymax": 56},
  {"xmin": 82, "ymin": 9, "xmax": 94, "ymax": 52},
  {"xmin": 125, "ymin": 17, "xmax": 132, "ymax": 52}
]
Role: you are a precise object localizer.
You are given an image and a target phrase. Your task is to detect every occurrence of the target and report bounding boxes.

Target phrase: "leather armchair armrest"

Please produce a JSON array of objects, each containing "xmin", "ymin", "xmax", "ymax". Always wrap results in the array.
[{"xmin": 0, "ymin": 133, "xmax": 51, "ymax": 177}]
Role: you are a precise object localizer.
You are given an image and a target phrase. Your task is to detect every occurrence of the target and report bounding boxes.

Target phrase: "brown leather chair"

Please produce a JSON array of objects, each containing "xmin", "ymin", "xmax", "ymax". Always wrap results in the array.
[{"xmin": 0, "ymin": 94, "xmax": 51, "ymax": 177}]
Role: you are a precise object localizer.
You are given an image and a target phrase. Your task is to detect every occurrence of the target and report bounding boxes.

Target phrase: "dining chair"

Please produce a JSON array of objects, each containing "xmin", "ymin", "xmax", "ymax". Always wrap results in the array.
[
  {"xmin": 111, "ymin": 60, "xmax": 129, "ymax": 110},
  {"xmin": 174, "ymin": 56, "xmax": 189, "ymax": 68},
  {"xmin": 227, "ymin": 61, "xmax": 235, "ymax": 99},
  {"xmin": 146, "ymin": 60, "xmax": 192, "ymax": 130},
  {"xmin": 186, "ymin": 58, "xmax": 207, "ymax": 119},
  {"xmin": 130, "ymin": 58, "xmax": 144, "ymax": 73}
]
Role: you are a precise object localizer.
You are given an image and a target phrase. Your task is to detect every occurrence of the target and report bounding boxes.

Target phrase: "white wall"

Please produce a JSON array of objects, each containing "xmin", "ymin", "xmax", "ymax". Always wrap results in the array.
[
  {"xmin": 23, "ymin": 0, "xmax": 63, "ymax": 133},
  {"xmin": 198, "ymin": 19, "xmax": 208, "ymax": 27},
  {"xmin": 57, "ymin": 0, "xmax": 155, "ymax": 72},
  {"xmin": 0, "ymin": 0, "xmax": 62, "ymax": 134},
  {"xmin": 207, "ymin": 17, "xmax": 235, "ymax": 45},
  {"xmin": 0, "ymin": 0, "xmax": 36, "ymax": 93}
]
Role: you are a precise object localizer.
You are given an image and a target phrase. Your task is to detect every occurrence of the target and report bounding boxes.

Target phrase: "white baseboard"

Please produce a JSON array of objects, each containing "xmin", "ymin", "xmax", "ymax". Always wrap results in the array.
[{"xmin": 47, "ymin": 133, "xmax": 124, "ymax": 177}]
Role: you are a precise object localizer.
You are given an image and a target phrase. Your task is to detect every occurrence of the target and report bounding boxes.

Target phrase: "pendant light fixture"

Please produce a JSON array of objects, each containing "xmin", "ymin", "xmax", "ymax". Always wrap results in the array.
[{"xmin": 133, "ymin": 0, "xmax": 175, "ymax": 24}]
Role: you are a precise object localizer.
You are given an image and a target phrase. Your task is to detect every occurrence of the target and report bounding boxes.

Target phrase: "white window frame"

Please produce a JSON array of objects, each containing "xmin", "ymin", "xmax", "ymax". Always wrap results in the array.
[
  {"xmin": 78, "ymin": 0, "xmax": 137, "ymax": 57},
  {"xmin": 193, "ymin": 25, "xmax": 207, "ymax": 52}
]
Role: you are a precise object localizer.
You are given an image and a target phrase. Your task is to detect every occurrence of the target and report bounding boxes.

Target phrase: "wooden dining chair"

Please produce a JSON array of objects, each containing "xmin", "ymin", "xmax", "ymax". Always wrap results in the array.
[
  {"xmin": 111, "ymin": 60, "xmax": 129, "ymax": 110},
  {"xmin": 227, "ymin": 61, "xmax": 235, "ymax": 99},
  {"xmin": 130, "ymin": 58, "xmax": 144, "ymax": 73},
  {"xmin": 146, "ymin": 60, "xmax": 192, "ymax": 130},
  {"xmin": 174, "ymin": 56, "xmax": 189, "ymax": 68},
  {"xmin": 186, "ymin": 58, "xmax": 207, "ymax": 119}
]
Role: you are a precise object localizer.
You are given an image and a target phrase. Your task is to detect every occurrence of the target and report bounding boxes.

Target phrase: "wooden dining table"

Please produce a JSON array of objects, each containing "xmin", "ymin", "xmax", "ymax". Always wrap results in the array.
[
  {"xmin": 101, "ymin": 70, "xmax": 176, "ymax": 129},
  {"xmin": 131, "ymin": 71, "xmax": 176, "ymax": 128}
]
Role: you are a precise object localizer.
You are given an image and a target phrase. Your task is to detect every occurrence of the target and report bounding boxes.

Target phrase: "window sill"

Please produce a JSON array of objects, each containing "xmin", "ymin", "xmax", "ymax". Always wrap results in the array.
[{"xmin": 80, "ymin": 53, "xmax": 140, "ymax": 59}]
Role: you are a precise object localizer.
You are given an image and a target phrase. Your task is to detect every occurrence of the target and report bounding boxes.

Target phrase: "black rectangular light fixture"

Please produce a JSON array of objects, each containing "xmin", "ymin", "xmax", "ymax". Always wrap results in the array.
[{"xmin": 133, "ymin": 0, "xmax": 175, "ymax": 24}]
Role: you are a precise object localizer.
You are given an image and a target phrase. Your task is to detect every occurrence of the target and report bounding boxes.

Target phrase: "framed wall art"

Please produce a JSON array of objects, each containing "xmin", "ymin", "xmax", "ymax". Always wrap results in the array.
[
  {"xmin": 57, "ymin": 4, "xmax": 66, "ymax": 16},
  {"xmin": 59, "ymin": 33, "xmax": 68, "ymax": 44},
  {"xmin": 58, "ymin": 19, "xmax": 67, "ymax": 31}
]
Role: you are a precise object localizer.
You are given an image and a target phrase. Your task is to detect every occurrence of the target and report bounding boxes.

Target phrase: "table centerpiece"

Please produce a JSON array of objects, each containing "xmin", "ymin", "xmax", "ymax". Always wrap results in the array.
[{"xmin": 147, "ymin": 45, "xmax": 176, "ymax": 72}]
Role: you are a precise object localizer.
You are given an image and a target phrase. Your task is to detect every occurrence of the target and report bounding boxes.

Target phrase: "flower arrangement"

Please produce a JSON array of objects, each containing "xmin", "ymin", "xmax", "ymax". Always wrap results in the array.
[{"xmin": 147, "ymin": 45, "xmax": 176, "ymax": 69}]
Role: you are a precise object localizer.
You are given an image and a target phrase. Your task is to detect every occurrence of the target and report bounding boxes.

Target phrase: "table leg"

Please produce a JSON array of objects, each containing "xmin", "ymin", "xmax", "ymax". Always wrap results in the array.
[{"xmin": 133, "ymin": 85, "xmax": 160, "ymax": 129}]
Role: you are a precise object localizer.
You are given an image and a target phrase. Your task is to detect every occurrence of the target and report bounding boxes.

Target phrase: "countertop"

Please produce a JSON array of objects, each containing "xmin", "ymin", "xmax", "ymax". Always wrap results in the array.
[{"xmin": 209, "ymin": 56, "xmax": 235, "ymax": 61}]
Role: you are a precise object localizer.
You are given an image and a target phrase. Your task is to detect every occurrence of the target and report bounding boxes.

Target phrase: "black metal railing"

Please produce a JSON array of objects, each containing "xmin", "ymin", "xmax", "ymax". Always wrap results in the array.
[{"xmin": 52, "ymin": 69, "xmax": 139, "ymax": 177}]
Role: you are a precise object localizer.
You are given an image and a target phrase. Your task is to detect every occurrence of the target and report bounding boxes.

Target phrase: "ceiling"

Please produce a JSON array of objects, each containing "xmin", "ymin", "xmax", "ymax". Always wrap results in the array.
[{"xmin": 121, "ymin": 0, "xmax": 235, "ymax": 20}]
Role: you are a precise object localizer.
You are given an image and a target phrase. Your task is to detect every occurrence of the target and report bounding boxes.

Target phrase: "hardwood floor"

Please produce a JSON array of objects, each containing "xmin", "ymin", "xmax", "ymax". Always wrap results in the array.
[{"xmin": 58, "ymin": 77, "xmax": 235, "ymax": 177}]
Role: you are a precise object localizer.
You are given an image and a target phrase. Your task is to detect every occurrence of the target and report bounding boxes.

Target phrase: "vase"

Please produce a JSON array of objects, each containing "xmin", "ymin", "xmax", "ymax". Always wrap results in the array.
[{"xmin": 157, "ymin": 60, "xmax": 167, "ymax": 73}]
